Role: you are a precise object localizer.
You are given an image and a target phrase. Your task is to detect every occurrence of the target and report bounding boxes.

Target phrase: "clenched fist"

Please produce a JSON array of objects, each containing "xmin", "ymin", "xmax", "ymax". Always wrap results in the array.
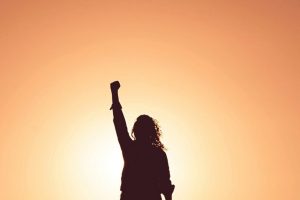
[{"xmin": 110, "ymin": 81, "xmax": 120, "ymax": 92}]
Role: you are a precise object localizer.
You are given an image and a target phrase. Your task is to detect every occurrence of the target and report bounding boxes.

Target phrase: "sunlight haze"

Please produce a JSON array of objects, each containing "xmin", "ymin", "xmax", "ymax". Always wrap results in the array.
[{"xmin": 0, "ymin": 1, "xmax": 299, "ymax": 200}]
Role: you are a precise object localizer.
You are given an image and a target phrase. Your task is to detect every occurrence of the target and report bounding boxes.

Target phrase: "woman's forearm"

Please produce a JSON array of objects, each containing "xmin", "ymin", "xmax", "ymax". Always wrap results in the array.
[
  {"xmin": 164, "ymin": 193, "xmax": 172, "ymax": 200},
  {"xmin": 111, "ymin": 90, "xmax": 119, "ymax": 104}
]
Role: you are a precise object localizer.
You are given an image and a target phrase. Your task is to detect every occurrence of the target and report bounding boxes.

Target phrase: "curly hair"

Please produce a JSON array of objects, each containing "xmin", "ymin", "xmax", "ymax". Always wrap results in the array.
[{"xmin": 131, "ymin": 115, "xmax": 166, "ymax": 150}]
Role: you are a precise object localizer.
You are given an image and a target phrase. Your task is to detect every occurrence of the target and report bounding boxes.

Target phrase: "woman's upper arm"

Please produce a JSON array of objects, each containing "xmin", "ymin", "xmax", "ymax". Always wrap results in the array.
[
  {"xmin": 158, "ymin": 150, "xmax": 175, "ymax": 195},
  {"xmin": 112, "ymin": 107, "xmax": 132, "ymax": 152}
]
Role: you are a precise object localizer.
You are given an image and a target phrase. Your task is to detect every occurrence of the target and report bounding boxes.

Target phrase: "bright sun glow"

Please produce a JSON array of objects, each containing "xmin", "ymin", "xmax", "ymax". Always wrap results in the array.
[
  {"xmin": 1, "ymin": 1, "xmax": 298, "ymax": 199},
  {"xmin": 61, "ymin": 118, "xmax": 123, "ymax": 199}
]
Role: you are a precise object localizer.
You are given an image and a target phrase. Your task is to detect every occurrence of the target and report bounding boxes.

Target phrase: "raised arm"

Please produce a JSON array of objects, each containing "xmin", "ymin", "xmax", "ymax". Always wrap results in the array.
[{"xmin": 110, "ymin": 81, "xmax": 132, "ymax": 154}]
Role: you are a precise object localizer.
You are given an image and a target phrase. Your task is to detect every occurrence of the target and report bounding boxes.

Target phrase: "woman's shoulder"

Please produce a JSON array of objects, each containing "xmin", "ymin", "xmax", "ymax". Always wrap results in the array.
[{"xmin": 152, "ymin": 146, "xmax": 166, "ymax": 157}]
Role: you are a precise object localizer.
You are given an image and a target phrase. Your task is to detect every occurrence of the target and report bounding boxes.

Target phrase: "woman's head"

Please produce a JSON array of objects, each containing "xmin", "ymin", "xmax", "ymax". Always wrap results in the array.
[{"xmin": 131, "ymin": 115, "xmax": 165, "ymax": 150}]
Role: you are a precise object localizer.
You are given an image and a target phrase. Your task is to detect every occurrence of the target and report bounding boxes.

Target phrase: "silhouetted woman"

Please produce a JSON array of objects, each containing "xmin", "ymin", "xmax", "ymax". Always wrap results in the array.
[{"xmin": 110, "ymin": 81, "xmax": 175, "ymax": 200}]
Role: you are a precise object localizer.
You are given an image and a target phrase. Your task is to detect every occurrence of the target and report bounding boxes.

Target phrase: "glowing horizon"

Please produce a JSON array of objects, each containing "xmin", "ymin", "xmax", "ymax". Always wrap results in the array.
[{"xmin": 0, "ymin": 1, "xmax": 299, "ymax": 200}]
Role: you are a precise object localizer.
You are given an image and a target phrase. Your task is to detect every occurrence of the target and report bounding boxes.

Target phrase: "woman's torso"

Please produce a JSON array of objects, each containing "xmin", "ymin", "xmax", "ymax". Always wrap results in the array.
[{"xmin": 120, "ymin": 142, "xmax": 163, "ymax": 194}]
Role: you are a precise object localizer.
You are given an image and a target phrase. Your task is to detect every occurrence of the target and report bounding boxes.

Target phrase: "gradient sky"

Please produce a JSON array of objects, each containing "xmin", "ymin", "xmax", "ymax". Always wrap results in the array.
[{"xmin": 0, "ymin": 1, "xmax": 299, "ymax": 200}]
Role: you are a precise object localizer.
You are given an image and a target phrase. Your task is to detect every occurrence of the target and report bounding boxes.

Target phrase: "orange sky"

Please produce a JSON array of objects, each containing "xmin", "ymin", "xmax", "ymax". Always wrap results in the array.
[{"xmin": 0, "ymin": 1, "xmax": 299, "ymax": 200}]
